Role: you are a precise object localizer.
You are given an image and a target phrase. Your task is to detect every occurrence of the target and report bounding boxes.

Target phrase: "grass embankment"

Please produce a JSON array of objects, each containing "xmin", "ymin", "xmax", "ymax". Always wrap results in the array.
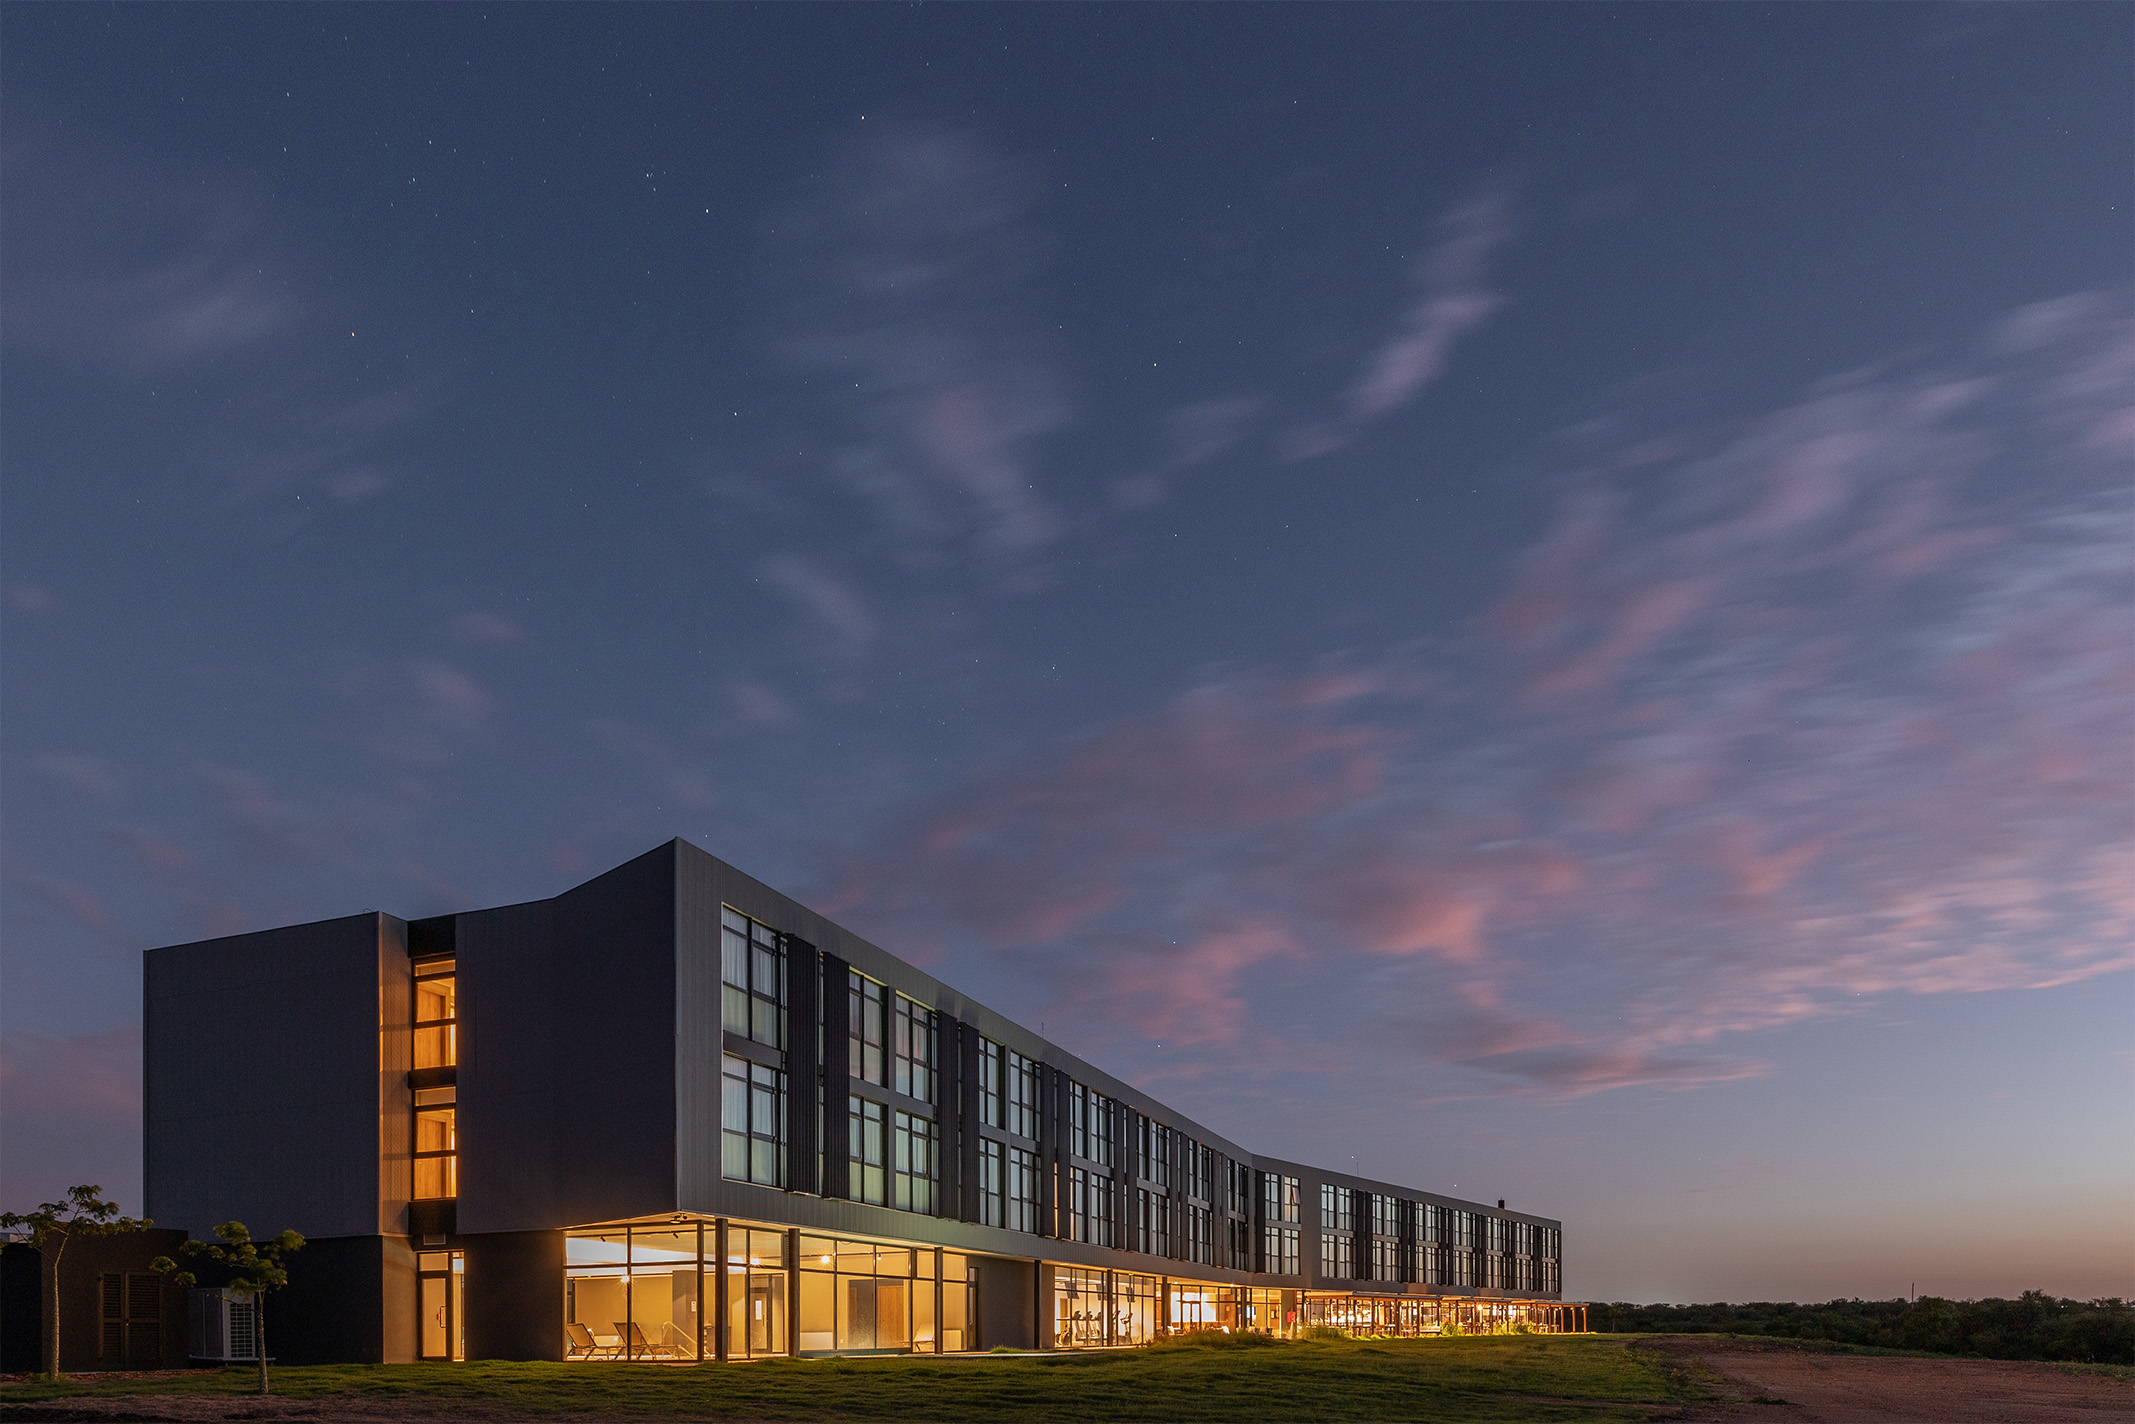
[{"xmin": 1, "ymin": 1334, "xmax": 1694, "ymax": 1421}]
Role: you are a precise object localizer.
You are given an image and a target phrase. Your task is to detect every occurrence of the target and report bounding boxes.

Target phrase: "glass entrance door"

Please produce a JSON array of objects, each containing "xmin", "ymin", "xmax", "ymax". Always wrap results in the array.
[{"xmin": 417, "ymin": 1251, "xmax": 464, "ymax": 1361}]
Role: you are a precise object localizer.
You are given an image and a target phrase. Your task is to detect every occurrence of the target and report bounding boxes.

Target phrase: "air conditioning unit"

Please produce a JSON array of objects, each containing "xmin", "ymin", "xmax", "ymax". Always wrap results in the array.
[{"xmin": 188, "ymin": 1288, "xmax": 260, "ymax": 1362}]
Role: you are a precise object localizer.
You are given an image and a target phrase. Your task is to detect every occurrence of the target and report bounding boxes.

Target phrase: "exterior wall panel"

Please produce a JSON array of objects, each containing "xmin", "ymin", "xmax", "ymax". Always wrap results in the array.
[{"xmin": 145, "ymin": 912, "xmax": 401, "ymax": 1241}]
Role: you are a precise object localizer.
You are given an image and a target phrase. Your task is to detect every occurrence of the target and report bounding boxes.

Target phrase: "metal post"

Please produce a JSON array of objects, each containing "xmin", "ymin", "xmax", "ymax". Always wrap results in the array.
[
  {"xmin": 786, "ymin": 1228, "xmax": 801, "ymax": 1357},
  {"xmin": 713, "ymin": 1219, "xmax": 729, "ymax": 1362}
]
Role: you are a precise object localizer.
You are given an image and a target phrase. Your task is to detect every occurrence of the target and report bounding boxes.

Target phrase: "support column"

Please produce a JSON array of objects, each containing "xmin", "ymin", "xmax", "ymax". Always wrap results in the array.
[
  {"xmin": 713, "ymin": 1219, "xmax": 730, "ymax": 1361},
  {"xmin": 821, "ymin": 955, "xmax": 851, "ymax": 1202},
  {"xmin": 786, "ymin": 1228, "xmax": 801, "ymax": 1358},
  {"xmin": 786, "ymin": 938, "xmax": 822, "ymax": 1196}
]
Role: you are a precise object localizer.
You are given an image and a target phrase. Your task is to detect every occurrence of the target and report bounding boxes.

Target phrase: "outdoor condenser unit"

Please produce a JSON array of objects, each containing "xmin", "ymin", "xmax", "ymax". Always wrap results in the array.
[{"xmin": 188, "ymin": 1288, "xmax": 259, "ymax": 1362}]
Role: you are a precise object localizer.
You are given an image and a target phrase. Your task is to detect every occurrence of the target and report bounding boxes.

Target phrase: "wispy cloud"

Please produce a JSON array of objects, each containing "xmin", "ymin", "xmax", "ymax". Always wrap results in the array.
[
  {"xmin": 770, "ymin": 124, "xmax": 1072, "ymax": 577},
  {"xmin": 1287, "ymin": 179, "xmax": 1517, "ymax": 458},
  {"xmin": 2, "ymin": 128, "xmax": 439, "ymax": 511},
  {"xmin": 823, "ymin": 290, "xmax": 2133, "ymax": 1102}
]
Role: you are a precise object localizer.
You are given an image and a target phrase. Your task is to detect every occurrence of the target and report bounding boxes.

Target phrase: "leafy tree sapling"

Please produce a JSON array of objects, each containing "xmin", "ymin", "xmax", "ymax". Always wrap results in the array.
[
  {"xmin": 0, "ymin": 1184, "xmax": 150, "ymax": 1380},
  {"xmin": 151, "ymin": 1222, "xmax": 304, "ymax": 1395}
]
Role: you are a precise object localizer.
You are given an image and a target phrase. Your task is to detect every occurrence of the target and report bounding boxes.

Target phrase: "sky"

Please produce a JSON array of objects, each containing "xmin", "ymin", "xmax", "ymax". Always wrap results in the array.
[{"xmin": 2, "ymin": 4, "xmax": 2129, "ymax": 1304}]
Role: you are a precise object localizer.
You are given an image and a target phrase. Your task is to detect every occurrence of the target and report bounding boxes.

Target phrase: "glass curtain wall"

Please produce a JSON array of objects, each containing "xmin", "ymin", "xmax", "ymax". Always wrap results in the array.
[
  {"xmin": 796, "ymin": 1238, "xmax": 956, "ymax": 1355},
  {"xmin": 563, "ymin": 1227, "xmax": 704, "ymax": 1361},
  {"xmin": 724, "ymin": 1227, "xmax": 789, "ymax": 1359},
  {"xmin": 564, "ymin": 1222, "xmax": 984, "ymax": 1361}
]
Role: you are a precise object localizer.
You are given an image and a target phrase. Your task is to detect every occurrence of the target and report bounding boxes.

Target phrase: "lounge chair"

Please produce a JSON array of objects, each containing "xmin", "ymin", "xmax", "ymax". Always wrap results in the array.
[
  {"xmin": 565, "ymin": 1321, "xmax": 618, "ymax": 1359},
  {"xmin": 617, "ymin": 1320, "xmax": 680, "ymax": 1359}
]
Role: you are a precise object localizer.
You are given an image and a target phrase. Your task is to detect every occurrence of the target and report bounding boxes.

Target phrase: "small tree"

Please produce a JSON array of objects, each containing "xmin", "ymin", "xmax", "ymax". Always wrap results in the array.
[
  {"xmin": 151, "ymin": 1222, "xmax": 304, "ymax": 1396},
  {"xmin": 0, "ymin": 1184, "xmax": 150, "ymax": 1380}
]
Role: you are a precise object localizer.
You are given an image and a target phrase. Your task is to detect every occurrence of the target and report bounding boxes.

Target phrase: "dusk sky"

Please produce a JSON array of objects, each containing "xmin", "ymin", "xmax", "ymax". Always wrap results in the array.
[{"xmin": 4, "ymin": 4, "xmax": 2129, "ymax": 1304}]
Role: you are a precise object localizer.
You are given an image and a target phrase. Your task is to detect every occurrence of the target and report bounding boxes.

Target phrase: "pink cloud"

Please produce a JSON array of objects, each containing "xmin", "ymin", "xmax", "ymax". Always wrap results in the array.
[
  {"xmin": 823, "ymin": 288, "xmax": 2132, "ymax": 1105},
  {"xmin": 1347, "ymin": 182, "xmax": 1515, "ymax": 421}
]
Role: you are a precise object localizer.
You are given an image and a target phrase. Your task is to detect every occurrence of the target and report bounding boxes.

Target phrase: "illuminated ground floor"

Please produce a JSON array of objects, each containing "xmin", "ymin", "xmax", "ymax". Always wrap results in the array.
[{"xmin": 553, "ymin": 1216, "xmax": 1580, "ymax": 1362}]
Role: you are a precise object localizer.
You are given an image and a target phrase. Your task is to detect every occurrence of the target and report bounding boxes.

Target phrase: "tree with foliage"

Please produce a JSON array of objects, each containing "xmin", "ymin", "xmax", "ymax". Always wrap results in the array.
[
  {"xmin": 151, "ymin": 1222, "xmax": 305, "ymax": 1395},
  {"xmin": 0, "ymin": 1184, "xmax": 150, "ymax": 1381}
]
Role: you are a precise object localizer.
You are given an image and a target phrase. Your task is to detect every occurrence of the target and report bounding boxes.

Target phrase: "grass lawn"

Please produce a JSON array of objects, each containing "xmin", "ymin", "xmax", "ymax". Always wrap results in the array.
[{"xmin": 1, "ymin": 1334, "xmax": 1695, "ymax": 1421}]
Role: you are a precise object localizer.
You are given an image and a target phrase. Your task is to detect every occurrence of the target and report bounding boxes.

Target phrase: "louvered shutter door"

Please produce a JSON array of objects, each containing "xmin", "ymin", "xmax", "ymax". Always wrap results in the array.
[
  {"xmin": 126, "ymin": 1273, "xmax": 162, "ymax": 1365},
  {"xmin": 100, "ymin": 1273, "xmax": 124, "ymax": 1361}
]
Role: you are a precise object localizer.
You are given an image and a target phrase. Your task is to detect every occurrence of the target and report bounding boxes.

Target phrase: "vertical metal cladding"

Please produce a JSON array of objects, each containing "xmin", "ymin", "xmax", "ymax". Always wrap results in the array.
[
  {"xmin": 819, "ymin": 953, "xmax": 851, "ymax": 1203},
  {"xmin": 786, "ymin": 936, "xmax": 821, "ymax": 1197}
]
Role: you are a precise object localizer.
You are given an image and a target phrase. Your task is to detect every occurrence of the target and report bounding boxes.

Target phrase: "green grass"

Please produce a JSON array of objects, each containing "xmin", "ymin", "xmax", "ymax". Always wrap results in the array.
[{"xmin": 1, "ymin": 1334, "xmax": 1695, "ymax": 1421}]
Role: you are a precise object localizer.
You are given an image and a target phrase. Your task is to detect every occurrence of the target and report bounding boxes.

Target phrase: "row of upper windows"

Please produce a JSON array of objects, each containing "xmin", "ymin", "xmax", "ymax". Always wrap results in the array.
[
  {"xmin": 1316, "ymin": 1182, "xmax": 1560, "ymax": 1259},
  {"xmin": 712, "ymin": 909, "xmax": 1561, "ymax": 1261}
]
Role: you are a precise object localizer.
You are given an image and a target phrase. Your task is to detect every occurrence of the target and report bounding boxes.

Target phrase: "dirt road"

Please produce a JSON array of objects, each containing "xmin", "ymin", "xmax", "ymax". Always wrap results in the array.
[{"xmin": 1642, "ymin": 1337, "xmax": 2133, "ymax": 1424}]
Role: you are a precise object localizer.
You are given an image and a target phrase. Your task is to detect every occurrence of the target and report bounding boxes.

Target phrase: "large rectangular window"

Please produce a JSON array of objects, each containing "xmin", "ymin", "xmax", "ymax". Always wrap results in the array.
[
  {"xmin": 848, "ymin": 973, "xmax": 886, "ymax": 1085},
  {"xmin": 848, "ymin": 1096, "xmax": 886, "ymax": 1205},
  {"xmin": 892, "ymin": 1111, "xmax": 936, "ymax": 1214},
  {"xmin": 1184, "ymin": 1203, "xmax": 1212, "ymax": 1265},
  {"xmin": 413, "ymin": 958, "xmax": 457, "ymax": 1069},
  {"xmin": 1320, "ymin": 1231, "xmax": 1353, "ymax": 1279},
  {"xmin": 978, "ymin": 1139, "xmax": 1037, "ymax": 1233},
  {"xmin": 722, "ymin": 1054, "xmax": 786, "ymax": 1187},
  {"xmin": 721, "ymin": 909, "xmax": 785, "ymax": 1049},
  {"xmin": 979, "ymin": 1139, "xmax": 1003, "ymax": 1227},
  {"xmin": 1004, "ymin": 1145, "xmax": 1038, "ymax": 1233},
  {"xmin": 1067, "ymin": 1080, "xmax": 1114, "ymax": 1166},
  {"xmin": 1261, "ymin": 1173, "xmax": 1300, "ymax": 1275},
  {"xmin": 1227, "ymin": 1214, "xmax": 1253, "ymax": 1270},
  {"xmin": 979, "ymin": 1040, "xmax": 1002, "ymax": 1128},
  {"xmin": 1319, "ymin": 1183, "xmax": 1355, "ymax": 1233},
  {"xmin": 1136, "ymin": 1118, "xmax": 1171, "ymax": 1186},
  {"xmin": 1065, "ymin": 1165, "xmax": 1114, "ymax": 1247},
  {"xmin": 413, "ymin": 1086, "xmax": 457, "ymax": 1200},
  {"xmin": 1262, "ymin": 1226, "xmax": 1300, "ymax": 1276},
  {"xmin": 891, "ymin": 995, "xmax": 935, "ymax": 1101},
  {"xmin": 979, "ymin": 1038, "xmax": 1039, "ymax": 1138},
  {"xmin": 1135, "ymin": 1187, "xmax": 1170, "ymax": 1256}
]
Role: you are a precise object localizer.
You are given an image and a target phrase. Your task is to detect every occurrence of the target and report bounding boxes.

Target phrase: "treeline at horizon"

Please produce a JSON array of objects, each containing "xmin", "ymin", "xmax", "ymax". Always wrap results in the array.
[{"xmin": 1587, "ymin": 1291, "xmax": 2131, "ymax": 1365}]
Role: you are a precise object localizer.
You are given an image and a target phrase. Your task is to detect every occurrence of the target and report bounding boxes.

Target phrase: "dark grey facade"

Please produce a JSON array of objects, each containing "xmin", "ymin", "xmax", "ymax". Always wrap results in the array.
[{"xmin": 143, "ymin": 840, "xmax": 1568, "ymax": 1363}]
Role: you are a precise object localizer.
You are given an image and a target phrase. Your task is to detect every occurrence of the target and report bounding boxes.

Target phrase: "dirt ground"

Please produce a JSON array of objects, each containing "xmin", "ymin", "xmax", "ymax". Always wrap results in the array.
[{"xmin": 1642, "ymin": 1336, "xmax": 2135, "ymax": 1424}]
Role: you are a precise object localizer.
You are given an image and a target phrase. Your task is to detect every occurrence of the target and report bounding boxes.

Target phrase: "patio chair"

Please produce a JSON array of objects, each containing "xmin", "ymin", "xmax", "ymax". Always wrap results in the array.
[
  {"xmin": 616, "ymin": 1320, "xmax": 680, "ymax": 1359},
  {"xmin": 565, "ymin": 1321, "xmax": 618, "ymax": 1359},
  {"xmin": 658, "ymin": 1320, "xmax": 699, "ymax": 1359}
]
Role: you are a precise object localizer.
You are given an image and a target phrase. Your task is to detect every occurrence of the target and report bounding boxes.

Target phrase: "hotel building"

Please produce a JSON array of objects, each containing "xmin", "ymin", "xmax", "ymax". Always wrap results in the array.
[{"xmin": 143, "ymin": 840, "xmax": 1573, "ymax": 1363}]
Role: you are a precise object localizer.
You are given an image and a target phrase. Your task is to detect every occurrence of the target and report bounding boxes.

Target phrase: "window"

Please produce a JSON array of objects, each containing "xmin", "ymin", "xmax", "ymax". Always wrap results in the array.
[
  {"xmin": 1227, "ymin": 1161, "xmax": 1252, "ymax": 1216},
  {"xmin": 1262, "ymin": 1225, "xmax": 1300, "ymax": 1276},
  {"xmin": 1227, "ymin": 1214, "xmax": 1253, "ymax": 1270},
  {"xmin": 891, "ymin": 995, "xmax": 935, "ymax": 1101},
  {"xmin": 721, "ymin": 908, "xmax": 785, "ymax": 1049},
  {"xmin": 721, "ymin": 1053, "xmax": 786, "ymax": 1186},
  {"xmin": 980, "ymin": 1140, "xmax": 1004, "ymax": 1227},
  {"xmin": 849, "ymin": 1096, "xmax": 886, "ymax": 1204},
  {"xmin": 1135, "ymin": 1187, "xmax": 1170, "ymax": 1256},
  {"xmin": 1319, "ymin": 1183, "xmax": 1355, "ymax": 1233},
  {"xmin": 1068, "ymin": 1080, "xmax": 1114, "ymax": 1165},
  {"xmin": 1262, "ymin": 1172, "xmax": 1300, "ymax": 1224},
  {"xmin": 1136, "ymin": 1118, "xmax": 1171, "ymax": 1186},
  {"xmin": 893, "ymin": 1111, "xmax": 936, "ymax": 1213},
  {"xmin": 413, "ymin": 1085, "xmax": 457, "ymax": 1199},
  {"xmin": 1320, "ymin": 1230, "xmax": 1353, "ymax": 1279},
  {"xmin": 978, "ymin": 1139, "xmax": 1038, "ymax": 1232},
  {"xmin": 413, "ymin": 959, "xmax": 456, "ymax": 1068},
  {"xmin": 848, "ymin": 973, "xmax": 886, "ymax": 1084},
  {"xmin": 1372, "ymin": 1194, "xmax": 1400, "ymax": 1238},
  {"xmin": 1066, "ymin": 1165, "xmax": 1114, "ymax": 1247},
  {"xmin": 1372, "ymin": 1236, "xmax": 1400, "ymax": 1281},
  {"xmin": 1004, "ymin": 1145, "xmax": 1038, "ymax": 1232},
  {"xmin": 1183, "ymin": 1141, "xmax": 1214, "ymax": 1203},
  {"xmin": 1184, "ymin": 1203, "xmax": 1213, "ymax": 1265}
]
